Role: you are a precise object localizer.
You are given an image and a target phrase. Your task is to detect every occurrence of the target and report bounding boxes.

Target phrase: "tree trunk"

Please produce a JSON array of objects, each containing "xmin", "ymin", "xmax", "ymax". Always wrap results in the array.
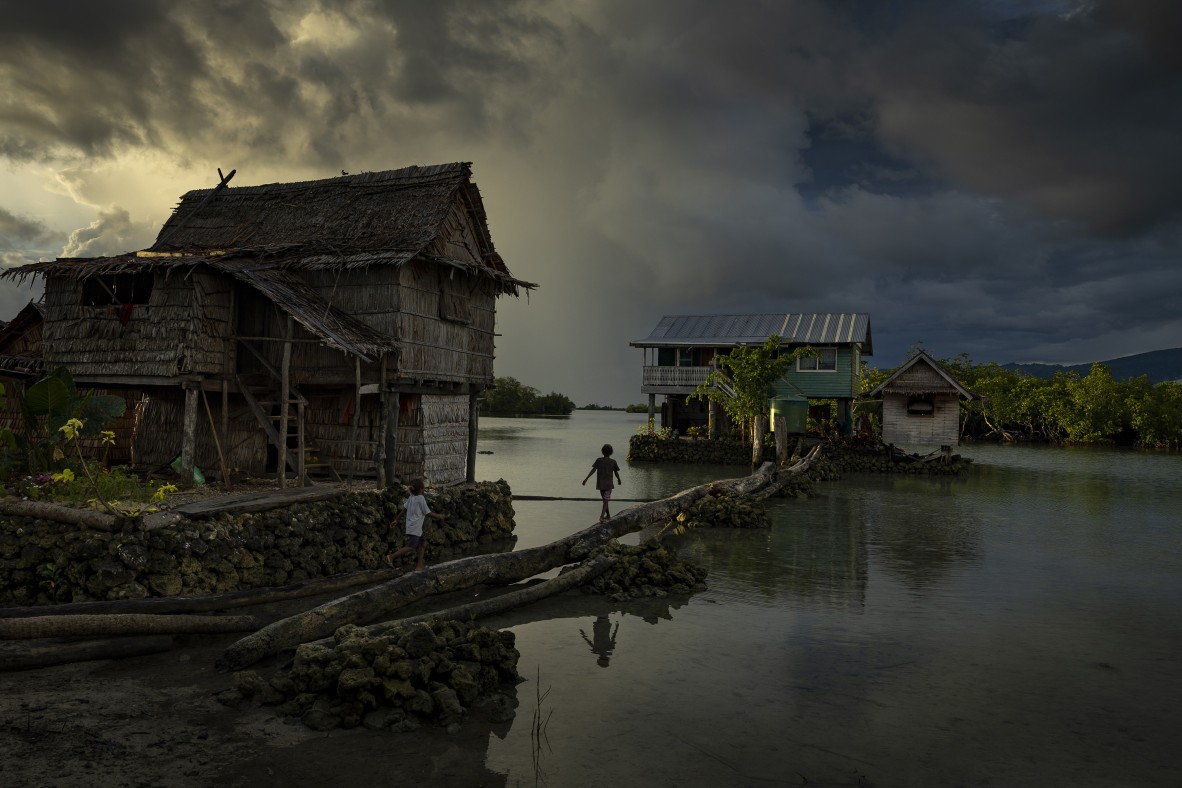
[
  {"xmin": 218, "ymin": 462, "xmax": 779, "ymax": 672},
  {"xmin": 0, "ymin": 500, "xmax": 120, "ymax": 530},
  {"xmin": 0, "ymin": 613, "xmax": 260, "ymax": 640},
  {"xmin": 307, "ymin": 553, "xmax": 618, "ymax": 648},
  {"xmin": 0, "ymin": 636, "xmax": 174, "ymax": 672},
  {"xmin": 0, "ymin": 567, "xmax": 400, "ymax": 619}
]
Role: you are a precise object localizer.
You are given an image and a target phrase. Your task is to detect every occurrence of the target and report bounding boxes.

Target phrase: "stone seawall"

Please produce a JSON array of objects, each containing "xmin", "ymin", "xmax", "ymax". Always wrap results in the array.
[{"xmin": 0, "ymin": 481, "xmax": 516, "ymax": 607}]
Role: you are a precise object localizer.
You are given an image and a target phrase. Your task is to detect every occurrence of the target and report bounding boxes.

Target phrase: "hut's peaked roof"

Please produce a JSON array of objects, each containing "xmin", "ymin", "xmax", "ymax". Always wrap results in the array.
[
  {"xmin": 4, "ymin": 162, "xmax": 533, "ymax": 294},
  {"xmin": 631, "ymin": 313, "xmax": 872, "ymax": 354},
  {"xmin": 155, "ymin": 162, "xmax": 481, "ymax": 256},
  {"xmin": 868, "ymin": 351, "xmax": 977, "ymax": 399}
]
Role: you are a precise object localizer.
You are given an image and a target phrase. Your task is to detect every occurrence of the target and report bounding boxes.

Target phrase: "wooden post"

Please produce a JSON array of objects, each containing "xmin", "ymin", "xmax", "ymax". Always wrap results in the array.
[
  {"xmin": 467, "ymin": 389, "xmax": 479, "ymax": 483},
  {"xmin": 384, "ymin": 391, "xmax": 400, "ymax": 488},
  {"xmin": 708, "ymin": 399, "xmax": 719, "ymax": 438},
  {"xmin": 180, "ymin": 382, "xmax": 199, "ymax": 488},
  {"xmin": 751, "ymin": 414, "xmax": 767, "ymax": 468},
  {"xmin": 348, "ymin": 357, "xmax": 361, "ymax": 488},
  {"xmin": 277, "ymin": 316, "xmax": 293, "ymax": 487},
  {"xmin": 647, "ymin": 393, "xmax": 656, "ymax": 430},
  {"xmin": 220, "ymin": 378, "xmax": 229, "ymax": 449},
  {"xmin": 377, "ymin": 355, "xmax": 388, "ymax": 487},
  {"xmin": 774, "ymin": 414, "xmax": 788, "ymax": 466},
  {"xmin": 201, "ymin": 389, "xmax": 232, "ymax": 490},
  {"xmin": 297, "ymin": 401, "xmax": 307, "ymax": 486}
]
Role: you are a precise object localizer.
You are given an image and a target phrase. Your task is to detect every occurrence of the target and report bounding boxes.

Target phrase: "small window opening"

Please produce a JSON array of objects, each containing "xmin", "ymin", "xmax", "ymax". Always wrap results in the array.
[
  {"xmin": 82, "ymin": 273, "xmax": 154, "ymax": 306},
  {"xmin": 907, "ymin": 395, "xmax": 935, "ymax": 416}
]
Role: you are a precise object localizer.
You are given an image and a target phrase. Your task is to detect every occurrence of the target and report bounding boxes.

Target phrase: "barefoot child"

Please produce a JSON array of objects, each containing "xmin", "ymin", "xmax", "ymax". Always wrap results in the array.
[
  {"xmin": 387, "ymin": 478, "xmax": 446, "ymax": 571},
  {"xmin": 582, "ymin": 443, "xmax": 622, "ymax": 522}
]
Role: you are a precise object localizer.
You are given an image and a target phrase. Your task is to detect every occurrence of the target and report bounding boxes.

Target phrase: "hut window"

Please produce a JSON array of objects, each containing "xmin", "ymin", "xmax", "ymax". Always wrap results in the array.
[
  {"xmin": 657, "ymin": 348, "xmax": 675, "ymax": 366},
  {"xmin": 82, "ymin": 273, "xmax": 154, "ymax": 306},
  {"xmin": 907, "ymin": 395, "xmax": 935, "ymax": 416},
  {"xmin": 797, "ymin": 348, "xmax": 837, "ymax": 372}
]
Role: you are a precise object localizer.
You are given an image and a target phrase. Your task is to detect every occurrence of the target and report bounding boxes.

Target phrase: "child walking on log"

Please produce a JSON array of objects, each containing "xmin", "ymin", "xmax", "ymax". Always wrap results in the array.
[
  {"xmin": 387, "ymin": 478, "xmax": 446, "ymax": 571},
  {"xmin": 582, "ymin": 443, "xmax": 622, "ymax": 522}
]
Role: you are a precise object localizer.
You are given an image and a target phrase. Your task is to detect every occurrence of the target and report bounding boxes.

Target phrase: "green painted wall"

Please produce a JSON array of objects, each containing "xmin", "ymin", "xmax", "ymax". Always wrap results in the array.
[{"xmin": 771, "ymin": 347, "xmax": 860, "ymax": 399}]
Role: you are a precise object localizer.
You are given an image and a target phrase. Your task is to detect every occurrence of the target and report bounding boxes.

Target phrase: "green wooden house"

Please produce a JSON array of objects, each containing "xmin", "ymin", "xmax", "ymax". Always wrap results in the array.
[{"xmin": 630, "ymin": 313, "xmax": 872, "ymax": 434}]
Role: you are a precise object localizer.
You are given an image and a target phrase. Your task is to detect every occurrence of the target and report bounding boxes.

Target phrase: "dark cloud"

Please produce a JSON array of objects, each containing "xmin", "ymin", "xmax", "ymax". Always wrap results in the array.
[
  {"xmin": 0, "ymin": 0, "xmax": 1179, "ymax": 403},
  {"xmin": 0, "ymin": 206, "xmax": 53, "ymax": 247}
]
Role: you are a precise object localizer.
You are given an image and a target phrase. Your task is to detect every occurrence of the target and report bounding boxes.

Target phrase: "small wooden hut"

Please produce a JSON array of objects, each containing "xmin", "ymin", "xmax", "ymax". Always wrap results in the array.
[
  {"xmin": 867, "ymin": 351, "xmax": 978, "ymax": 448},
  {"xmin": 1, "ymin": 163, "xmax": 535, "ymax": 486}
]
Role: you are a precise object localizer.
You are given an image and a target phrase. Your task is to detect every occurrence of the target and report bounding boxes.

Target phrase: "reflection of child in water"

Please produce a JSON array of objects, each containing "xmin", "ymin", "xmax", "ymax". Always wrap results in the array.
[{"xmin": 580, "ymin": 614, "xmax": 620, "ymax": 668}]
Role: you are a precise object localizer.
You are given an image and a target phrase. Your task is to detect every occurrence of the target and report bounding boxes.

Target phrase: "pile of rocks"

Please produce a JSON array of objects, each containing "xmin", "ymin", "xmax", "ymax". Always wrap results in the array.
[
  {"xmin": 223, "ymin": 619, "xmax": 522, "ymax": 733},
  {"xmin": 582, "ymin": 541, "xmax": 709, "ymax": 601},
  {"xmin": 825, "ymin": 446, "xmax": 971, "ymax": 475},
  {"xmin": 628, "ymin": 433, "xmax": 779, "ymax": 464},
  {"xmin": 668, "ymin": 491, "xmax": 770, "ymax": 529}
]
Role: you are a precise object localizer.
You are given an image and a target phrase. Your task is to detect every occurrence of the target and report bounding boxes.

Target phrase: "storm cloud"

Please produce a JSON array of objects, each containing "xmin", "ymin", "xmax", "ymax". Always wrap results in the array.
[{"xmin": 0, "ymin": 0, "xmax": 1179, "ymax": 403}]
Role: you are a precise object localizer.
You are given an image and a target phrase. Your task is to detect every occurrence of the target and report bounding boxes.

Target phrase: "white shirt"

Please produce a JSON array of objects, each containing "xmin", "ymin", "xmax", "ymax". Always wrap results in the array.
[{"xmin": 404, "ymin": 494, "xmax": 430, "ymax": 536}]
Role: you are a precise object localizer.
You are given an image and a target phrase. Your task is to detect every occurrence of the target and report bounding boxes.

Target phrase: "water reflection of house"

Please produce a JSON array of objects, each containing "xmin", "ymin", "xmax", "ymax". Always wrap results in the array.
[
  {"xmin": 867, "ymin": 351, "xmax": 978, "ymax": 450},
  {"xmin": 630, "ymin": 313, "xmax": 872, "ymax": 434},
  {"xmin": 0, "ymin": 163, "xmax": 534, "ymax": 485}
]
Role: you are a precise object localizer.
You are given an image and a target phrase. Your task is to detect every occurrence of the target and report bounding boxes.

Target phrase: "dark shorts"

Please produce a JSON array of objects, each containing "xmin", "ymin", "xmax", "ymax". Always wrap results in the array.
[
  {"xmin": 599, "ymin": 488, "xmax": 612, "ymax": 501},
  {"xmin": 406, "ymin": 533, "xmax": 425, "ymax": 548}
]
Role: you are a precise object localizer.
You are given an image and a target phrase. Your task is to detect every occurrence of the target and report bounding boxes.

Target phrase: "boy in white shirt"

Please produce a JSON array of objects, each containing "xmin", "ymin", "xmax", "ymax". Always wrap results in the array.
[{"xmin": 386, "ymin": 478, "xmax": 447, "ymax": 571}]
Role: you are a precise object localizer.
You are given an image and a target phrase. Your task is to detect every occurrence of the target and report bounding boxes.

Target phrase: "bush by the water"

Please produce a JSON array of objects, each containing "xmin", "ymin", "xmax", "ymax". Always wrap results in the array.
[
  {"xmin": 224, "ymin": 619, "xmax": 522, "ymax": 733},
  {"xmin": 581, "ymin": 541, "xmax": 709, "ymax": 600}
]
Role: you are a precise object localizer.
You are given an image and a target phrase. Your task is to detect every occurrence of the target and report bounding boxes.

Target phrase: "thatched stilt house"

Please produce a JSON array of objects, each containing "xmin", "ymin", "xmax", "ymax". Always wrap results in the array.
[{"xmin": 1, "ymin": 163, "xmax": 535, "ymax": 486}]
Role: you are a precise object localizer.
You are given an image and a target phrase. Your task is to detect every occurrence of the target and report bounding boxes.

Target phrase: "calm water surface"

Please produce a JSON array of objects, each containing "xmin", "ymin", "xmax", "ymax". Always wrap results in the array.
[{"xmin": 469, "ymin": 411, "xmax": 1182, "ymax": 787}]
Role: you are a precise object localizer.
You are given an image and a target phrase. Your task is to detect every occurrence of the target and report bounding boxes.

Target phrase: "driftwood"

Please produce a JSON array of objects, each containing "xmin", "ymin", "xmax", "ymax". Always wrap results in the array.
[
  {"xmin": 218, "ymin": 462, "xmax": 779, "ymax": 672},
  {"xmin": 0, "ymin": 567, "xmax": 400, "ymax": 619},
  {"xmin": 0, "ymin": 636, "xmax": 175, "ymax": 672},
  {"xmin": 308, "ymin": 553, "xmax": 618, "ymax": 648},
  {"xmin": 0, "ymin": 499, "xmax": 120, "ymax": 530},
  {"xmin": 0, "ymin": 613, "xmax": 260, "ymax": 640},
  {"xmin": 749, "ymin": 444, "xmax": 822, "ymax": 501}
]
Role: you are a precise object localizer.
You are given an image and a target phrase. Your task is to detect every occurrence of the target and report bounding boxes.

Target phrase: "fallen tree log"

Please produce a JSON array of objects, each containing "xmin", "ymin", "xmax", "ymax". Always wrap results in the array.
[
  {"xmin": 0, "ymin": 567, "xmax": 400, "ymax": 619},
  {"xmin": 307, "ymin": 553, "xmax": 618, "ymax": 648},
  {"xmin": 0, "ymin": 613, "xmax": 260, "ymax": 640},
  {"xmin": 0, "ymin": 635, "xmax": 174, "ymax": 672},
  {"xmin": 749, "ymin": 444, "xmax": 823, "ymax": 501},
  {"xmin": 0, "ymin": 499, "xmax": 121, "ymax": 530},
  {"xmin": 218, "ymin": 462, "xmax": 780, "ymax": 672}
]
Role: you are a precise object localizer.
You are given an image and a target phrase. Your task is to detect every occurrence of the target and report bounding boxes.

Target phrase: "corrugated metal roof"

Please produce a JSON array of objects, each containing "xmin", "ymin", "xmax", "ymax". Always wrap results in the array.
[{"xmin": 632, "ymin": 313, "xmax": 872, "ymax": 354}]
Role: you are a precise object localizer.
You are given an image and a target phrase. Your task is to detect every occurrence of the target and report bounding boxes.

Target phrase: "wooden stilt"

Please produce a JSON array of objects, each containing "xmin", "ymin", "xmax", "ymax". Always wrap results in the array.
[
  {"xmin": 277, "ymin": 316, "xmax": 293, "ymax": 487},
  {"xmin": 180, "ymin": 382, "xmax": 199, "ymax": 488},
  {"xmin": 467, "ymin": 389, "xmax": 480, "ymax": 483}
]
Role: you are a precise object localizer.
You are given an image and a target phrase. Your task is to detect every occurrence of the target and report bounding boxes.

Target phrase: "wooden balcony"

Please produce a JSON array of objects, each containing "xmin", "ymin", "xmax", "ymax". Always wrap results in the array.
[{"xmin": 641, "ymin": 365, "xmax": 711, "ymax": 393}]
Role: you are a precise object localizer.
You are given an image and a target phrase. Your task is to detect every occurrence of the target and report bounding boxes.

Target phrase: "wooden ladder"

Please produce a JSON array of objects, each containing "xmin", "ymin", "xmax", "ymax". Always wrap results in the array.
[{"xmin": 236, "ymin": 339, "xmax": 343, "ymax": 485}]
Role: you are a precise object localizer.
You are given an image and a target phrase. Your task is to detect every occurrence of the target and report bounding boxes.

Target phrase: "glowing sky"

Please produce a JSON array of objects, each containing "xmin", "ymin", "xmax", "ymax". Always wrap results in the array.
[{"xmin": 2, "ymin": 0, "xmax": 1179, "ymax": 405}]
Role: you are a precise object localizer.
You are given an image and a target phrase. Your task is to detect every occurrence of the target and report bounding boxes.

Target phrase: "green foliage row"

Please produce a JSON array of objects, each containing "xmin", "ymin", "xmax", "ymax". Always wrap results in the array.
[
  {"xmin": 480, "ymin": 376, "xmax": 575, "ymax": 416},
  {"xmin": 862, "ymin": 353, "xmax": 1182, "ymax": 447}
]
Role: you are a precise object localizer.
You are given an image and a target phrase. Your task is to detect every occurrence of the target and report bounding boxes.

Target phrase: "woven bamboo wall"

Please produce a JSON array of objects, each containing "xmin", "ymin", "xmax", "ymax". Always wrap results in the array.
[
  {"xmin": 395, "ymin": 394, "xmax": 424, "ymax": 482},
  {"xmin": 303, "ymin": 392, "xmax": 382, "ymax": 477},
  {"xmin": 420, "ymin": 393, "xmax": 469, "ymax": 484},
  {"xmin": 42, "ymin": 270, "xmax": 232, "ymax": 378},
  {"xmin": 282, "ymin": 269, "xmax": 400, "ymax": 381},
  {"xmin": 133, "ymin": 389, "xmax": 268, "ymax": 476},
  {"xmin": 397, "ymin": 263, "xmax": 497, "ymax": 383}
]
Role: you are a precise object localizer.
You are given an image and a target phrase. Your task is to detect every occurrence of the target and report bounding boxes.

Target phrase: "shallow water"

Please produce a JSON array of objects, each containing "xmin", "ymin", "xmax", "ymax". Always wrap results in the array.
[{"xmin": 472, "ymin": 412, "xmax": 1182, "ymax": 787}]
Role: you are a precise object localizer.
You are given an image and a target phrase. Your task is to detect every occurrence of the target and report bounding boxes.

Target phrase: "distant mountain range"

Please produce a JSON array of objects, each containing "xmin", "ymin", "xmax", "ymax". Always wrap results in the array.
[{"xmin": 1003, "ymin": 347, "xmax": 1182, "ymax": 383}]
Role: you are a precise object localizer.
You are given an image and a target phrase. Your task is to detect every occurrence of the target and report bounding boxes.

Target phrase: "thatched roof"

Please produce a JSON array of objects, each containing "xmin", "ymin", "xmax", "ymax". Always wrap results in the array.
[
  {"xmin": 0, "ymin": 300, "xmax": 45, "ymax": 378},
  {"xmin": 2, "ymin": 162, "xmax": 535, "ymax": 295},
  {"xmin": 868, "ymin": 351, "xmax": 977, "ymax": 399}
]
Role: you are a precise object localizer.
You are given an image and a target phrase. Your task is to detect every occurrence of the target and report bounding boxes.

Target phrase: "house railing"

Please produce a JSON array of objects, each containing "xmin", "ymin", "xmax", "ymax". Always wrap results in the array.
[{"xmin": 641, "ymin": 365, "xmax": 712, "ymax": 390}]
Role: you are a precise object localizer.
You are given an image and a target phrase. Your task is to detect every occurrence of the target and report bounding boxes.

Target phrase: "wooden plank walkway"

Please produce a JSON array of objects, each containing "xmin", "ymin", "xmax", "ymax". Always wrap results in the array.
[{"xmin": 171, "ymin": 487, "xmax": 349, "ymax": 518}]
